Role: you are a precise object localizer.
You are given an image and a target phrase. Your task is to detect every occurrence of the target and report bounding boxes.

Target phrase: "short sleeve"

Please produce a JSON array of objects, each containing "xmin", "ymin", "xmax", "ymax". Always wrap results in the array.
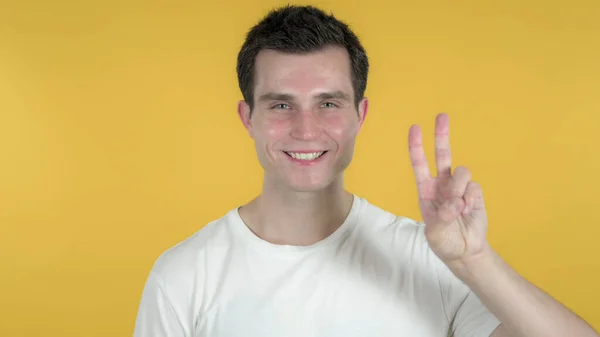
[
  {"xmin": 435, "ymin": 258, "xmax": 501, "ymax": 337},
  {"xmin": 450, "ymin": 290, "xmax": 501, "ymax": 337},
  {"xmin": 133, "ymin": 271, "xmax": 188, "ymax": 337}
]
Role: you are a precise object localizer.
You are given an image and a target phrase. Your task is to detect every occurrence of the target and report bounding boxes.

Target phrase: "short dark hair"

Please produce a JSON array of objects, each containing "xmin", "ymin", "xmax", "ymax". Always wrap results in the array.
[{"xmin": 236, "ymin": 5, "xmax": 369, "ymax": 111}]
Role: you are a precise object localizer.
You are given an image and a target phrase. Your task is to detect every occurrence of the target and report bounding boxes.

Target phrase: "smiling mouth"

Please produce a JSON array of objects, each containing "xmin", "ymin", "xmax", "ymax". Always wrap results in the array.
[{"xmin": 283, "ymin": 151, "xmax": 328, "ymax": 161}]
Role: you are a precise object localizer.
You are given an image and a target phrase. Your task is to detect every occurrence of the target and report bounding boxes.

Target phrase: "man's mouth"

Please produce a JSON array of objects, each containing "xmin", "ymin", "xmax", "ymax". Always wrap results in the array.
[{"xmin": 283, "ymin": 151, "xmax": 327, "ymax": 161}]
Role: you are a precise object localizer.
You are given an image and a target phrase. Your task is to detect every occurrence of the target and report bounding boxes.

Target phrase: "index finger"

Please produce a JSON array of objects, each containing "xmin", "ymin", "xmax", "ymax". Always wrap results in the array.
[{"xmin": 408, "ymin": 124, "xmax": 431, "ymax": 185}]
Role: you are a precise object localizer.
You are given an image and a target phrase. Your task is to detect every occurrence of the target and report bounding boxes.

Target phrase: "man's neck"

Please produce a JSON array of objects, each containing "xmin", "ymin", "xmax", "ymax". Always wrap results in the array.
[{"xmin": 239, "ymin": 179, "xmax": 354, "ymax": 246}]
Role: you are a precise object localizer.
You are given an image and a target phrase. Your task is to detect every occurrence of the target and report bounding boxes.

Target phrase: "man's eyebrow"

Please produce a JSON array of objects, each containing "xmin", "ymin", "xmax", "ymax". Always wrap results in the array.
[
  {"xmin": 257, "ymin": 91, "xmax": 352, "ymax": 103},
  {"xmin": 258, "ymin": 92, "xmax": 296, "ymax": 102},
  {"xmin": 316, "ymin": 91, "xmax": 351, "ymax": 101}
]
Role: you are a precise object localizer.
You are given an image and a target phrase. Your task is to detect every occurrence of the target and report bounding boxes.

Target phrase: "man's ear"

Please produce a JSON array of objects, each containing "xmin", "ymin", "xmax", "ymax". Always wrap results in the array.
[
  {"xmin": 356, "ymin": 97, "xmax": 369, "ymax": 133},
  {"xmin": 237, "ymin": 100, "xmax": 254, "ymax": 138}
]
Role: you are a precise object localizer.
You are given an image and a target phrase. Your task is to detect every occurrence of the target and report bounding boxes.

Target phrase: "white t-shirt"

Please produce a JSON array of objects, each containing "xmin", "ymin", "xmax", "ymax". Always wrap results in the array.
[{"xmin": 133, "ymin": 195, "xmax": 501, "ymax": 337}]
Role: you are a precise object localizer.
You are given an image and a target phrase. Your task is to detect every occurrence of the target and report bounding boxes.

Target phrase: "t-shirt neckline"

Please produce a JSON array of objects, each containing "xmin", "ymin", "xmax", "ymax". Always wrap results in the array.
[{"xmin": 229, "ymin": 194, "xmax": 363, "ymax": 256}]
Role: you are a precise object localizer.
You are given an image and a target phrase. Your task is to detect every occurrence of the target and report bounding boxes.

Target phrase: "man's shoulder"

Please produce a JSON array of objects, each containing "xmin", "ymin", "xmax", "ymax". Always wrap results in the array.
[
  {"xmin": 355, "ymin": 196, "xmax": 442, "ymax": 267},
  {"xmin": 356, "ymin": 196, "xmax": 469, "ymax": 289},
  {"xmin": 146, "ymin": 208, "xmax": 239, "ymax": 282},
  {"xmin": 357, "ymin": 195, "xmax": 426, "ymax": 238}
]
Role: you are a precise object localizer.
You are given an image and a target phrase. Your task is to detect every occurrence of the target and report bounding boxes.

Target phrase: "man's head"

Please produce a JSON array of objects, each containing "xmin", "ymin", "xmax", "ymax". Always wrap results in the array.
[
  {"xmin": 237, "ymin": 5, "xmax": 369, "ymax": 112},
  {"xmin": 236, "ymin": 5, "xmax": 369, "ymax": 193}
]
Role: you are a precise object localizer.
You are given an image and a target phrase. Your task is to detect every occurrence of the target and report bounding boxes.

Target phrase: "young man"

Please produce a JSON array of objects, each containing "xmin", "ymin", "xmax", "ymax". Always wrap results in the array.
[{"xmin": 134, "ymin": 5, "xmax": 598, "ymax": 337}]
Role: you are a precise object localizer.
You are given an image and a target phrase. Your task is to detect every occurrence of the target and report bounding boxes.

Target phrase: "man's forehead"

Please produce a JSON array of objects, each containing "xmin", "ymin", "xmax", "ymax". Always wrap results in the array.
[{"xmin": 253, "ymin": 47, "xmax": 353, "ymax": 97}]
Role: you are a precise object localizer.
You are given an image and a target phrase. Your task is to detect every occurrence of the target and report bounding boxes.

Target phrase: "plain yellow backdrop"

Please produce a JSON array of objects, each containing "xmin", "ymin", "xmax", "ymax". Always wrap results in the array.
[{"xmin": 1, "ymin": 0, "xmax": 599, "ymax": 335}]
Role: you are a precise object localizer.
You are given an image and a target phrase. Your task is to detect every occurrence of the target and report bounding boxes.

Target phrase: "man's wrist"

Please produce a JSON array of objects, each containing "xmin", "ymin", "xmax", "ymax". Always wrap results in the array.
[{"xmin": 446, "ymin": 244, "xmax": 502, "ymax": 285}]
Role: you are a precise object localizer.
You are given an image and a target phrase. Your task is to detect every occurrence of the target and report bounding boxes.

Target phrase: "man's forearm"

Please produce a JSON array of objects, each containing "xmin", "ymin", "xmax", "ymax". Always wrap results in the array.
[{"xmin": 448, "ymin": 246, "xmax": 598, "ymax": 337}]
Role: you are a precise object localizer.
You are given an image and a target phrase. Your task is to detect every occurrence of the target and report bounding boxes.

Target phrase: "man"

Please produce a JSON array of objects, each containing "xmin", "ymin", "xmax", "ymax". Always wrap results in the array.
[{"xmin": 133, "ymin": 5, "xmax": 598, "ymax": 337}]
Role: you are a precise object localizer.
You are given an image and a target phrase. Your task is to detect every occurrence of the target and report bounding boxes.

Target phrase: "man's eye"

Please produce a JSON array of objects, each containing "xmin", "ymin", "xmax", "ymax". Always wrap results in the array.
[
  {"xmin": 273, "ymin": 104, "xmax": 290, "ymax": 109},
  {"xmin": 321, "ymin": 102, "xmax": 337, "ymax": 108}
]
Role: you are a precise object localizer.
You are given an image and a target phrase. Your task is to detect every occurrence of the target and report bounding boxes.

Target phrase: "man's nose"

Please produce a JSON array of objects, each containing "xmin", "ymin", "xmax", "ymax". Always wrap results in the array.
[{"xmin": 290, "ymin": 109, "xmax": 322, "ymax": 140}]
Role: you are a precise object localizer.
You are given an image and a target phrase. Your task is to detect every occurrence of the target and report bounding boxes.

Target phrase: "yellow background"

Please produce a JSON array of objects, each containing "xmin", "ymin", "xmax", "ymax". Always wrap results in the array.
[{"xmin": 1, "ymin": 0, "xmax": 598, "ymax": 335}]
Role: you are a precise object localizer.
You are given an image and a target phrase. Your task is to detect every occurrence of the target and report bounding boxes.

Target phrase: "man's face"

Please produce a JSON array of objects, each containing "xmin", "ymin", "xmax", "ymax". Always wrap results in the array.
[{"xmin": 238, "ymin": 45, "xmax": 368, "ymax": 192}]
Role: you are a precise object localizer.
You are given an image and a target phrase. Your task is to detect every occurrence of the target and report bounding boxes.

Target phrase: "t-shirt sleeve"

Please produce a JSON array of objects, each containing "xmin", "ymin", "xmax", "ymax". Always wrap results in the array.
[
  {"xmin": 449, "ymin": 289, "xmax": 501, "ymax": 337},
  {"xmin": 133, "ymin": 271, "xmax": 188, "ymax": 337},
  {"xmin": 436, "ymin": 260, "xmax": 501, "ymax": 337}
]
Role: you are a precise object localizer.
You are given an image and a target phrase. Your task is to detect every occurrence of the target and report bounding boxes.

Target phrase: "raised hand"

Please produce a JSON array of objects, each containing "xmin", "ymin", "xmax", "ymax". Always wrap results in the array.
[{"xmin": 408, "ymin": 113, "xmax": 489, "ymax": 266}]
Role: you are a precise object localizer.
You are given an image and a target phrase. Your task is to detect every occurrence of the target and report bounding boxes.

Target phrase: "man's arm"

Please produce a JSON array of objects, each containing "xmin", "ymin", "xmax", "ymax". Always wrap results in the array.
[
  {"xmin": 406, "ymin": 114, "xmax": 598, "ymax": 337},
  {"xmin": 448, "ymin": 246, "xmax": 599, "ymax": 337}
]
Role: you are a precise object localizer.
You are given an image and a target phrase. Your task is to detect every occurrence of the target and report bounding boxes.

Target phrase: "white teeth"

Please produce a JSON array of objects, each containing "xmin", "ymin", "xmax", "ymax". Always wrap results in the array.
[{"xmin": 286, "ymin": 151, "xmax": 324, "ymax": 160}]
